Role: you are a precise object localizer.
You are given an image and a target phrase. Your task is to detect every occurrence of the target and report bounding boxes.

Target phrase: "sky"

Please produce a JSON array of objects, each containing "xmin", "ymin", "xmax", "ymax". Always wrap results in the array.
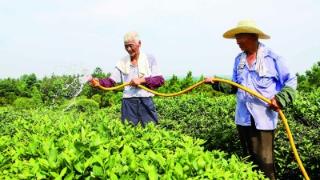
[{"xmin": 1, "ymin": 0, "xmax": 320, "ymax": 79}]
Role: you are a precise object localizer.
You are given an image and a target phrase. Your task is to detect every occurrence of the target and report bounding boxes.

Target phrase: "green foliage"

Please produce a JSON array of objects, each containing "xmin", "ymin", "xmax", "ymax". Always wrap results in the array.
[
  {"xmin": 13, "ymin": 97, "xmax": 39, "ymax": 109},
  {"xmin": 297, "ymin": 61, "xmax": 320, "ymax": 92},
  {"xmin": 180, "ymin": 71, "xmax": 194, "ymax": 89},
  {"xmin": 75, "ymin": 99, "xmax": 100, "ymax": 112},
  {"xmin": 62, "ymin": 98, "xmax": 100, "ymax": 112},
  {"xmin": 0, "ymin": 97, "xmax": 7, "ymax": 105},
  {"xmin": 30, "ymin": 86, "xmax": 42, "ymax": 104},
  {"xmin": 0, "ymin": 62, "xmax": 320, "ymax": 179},
  {"xmin": 157, "ymin": 72, "xmax": 218, "ymax": 97},
  {"xmin": 0, "ymin": 67, "xmax": 111, "ymax": 107},
  {"xmin": 0, "ymin": 68, "xmax": 231, "ymax": 107},
  {"xmin": 20, "ymin": 73, "xmax": 38, "ymax": 89},
  {"xmin": 289, "ymin": 88, "xmax": 320, "ymax": 127},
  {"xmin": 155, "ymin": 93, "xmax": 320, "ymax": 179},
  {"xmin": 92, "ymin": 67, "xmax": 109, "ymax": 79},
  {"xmin": 0, "ymin": 78, "xmax": 19, "ymax": 105},
  {"xmin": 156, "ymin": 94, "xmax": 240, "ymax": 154},
  {"xmin": 273, "ymin": 88, "xmax": 320, "ymax": 179},
  {"xmin": 39, "ymin": 75, "xmax": 80, "ymax": 104},
  {"xmin": 274, "ymin": 120, "xmax": 320, "ymax": 179},
  {"xmin": 0, "ymin": 74, "xmax": 39, "ymax": 104},
  {"xmin": 0, "ymin": 108, "xmax": 265, "ymax": 179},
  {"xmin": 91, "ymin": 94, "xmax": 102, "ymax": 106}
]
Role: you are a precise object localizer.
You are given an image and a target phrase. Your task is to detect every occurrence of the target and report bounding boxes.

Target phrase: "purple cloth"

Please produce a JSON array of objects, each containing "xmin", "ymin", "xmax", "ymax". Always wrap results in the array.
[
  {"xmin": 99, "ymin": 76, "xmax": 164, "ymax": 90},
  {"xmin": 145, "ymin": 75, "xmax": 165, "ymax": 89},
  {"xmin": 99, "ymin": 78, "xmax": 116, "ymax": 88}
]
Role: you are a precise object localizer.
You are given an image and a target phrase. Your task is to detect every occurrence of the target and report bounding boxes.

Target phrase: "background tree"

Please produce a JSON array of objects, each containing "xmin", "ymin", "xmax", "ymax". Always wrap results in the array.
[{"xmin": 297, "ymin": 61, "xmax": 320, "ymax": 92}]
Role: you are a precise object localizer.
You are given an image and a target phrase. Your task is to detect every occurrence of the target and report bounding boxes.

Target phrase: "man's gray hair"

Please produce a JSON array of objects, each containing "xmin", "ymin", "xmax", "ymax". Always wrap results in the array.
[{"xmin": 124, "ymin": 31, "xmax": 140, "ymax": 43}]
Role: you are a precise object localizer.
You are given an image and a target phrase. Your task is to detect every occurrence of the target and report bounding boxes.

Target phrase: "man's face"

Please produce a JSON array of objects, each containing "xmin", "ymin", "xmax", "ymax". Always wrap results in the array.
[
  {"xmin": 235, "ymin": 33, "xmax": 257, "ymax": 51},
  {"xmin": 124, "ymin": 40, "xmax": 141, "ymax": 57}
]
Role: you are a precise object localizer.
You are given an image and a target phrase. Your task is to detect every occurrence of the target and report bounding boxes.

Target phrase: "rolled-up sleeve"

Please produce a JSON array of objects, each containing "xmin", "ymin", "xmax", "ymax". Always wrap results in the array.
[
  {"xmin": 145, "ymin": 76, "xmax": 165, "ymax": 89},
  {"xmin": 99, "ymin": 78, "xmax": 116, "ymax": 87},
  {"xmin": 99, "ymin": 68, "xmax": 122, "ymax": 87}
]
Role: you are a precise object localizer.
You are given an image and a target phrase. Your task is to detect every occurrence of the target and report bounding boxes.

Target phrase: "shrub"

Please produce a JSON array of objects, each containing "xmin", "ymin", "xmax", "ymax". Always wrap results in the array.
[
  {"xmin": 13, "ymin": 97, "xmax": 38, "ymax": 109},
  {"xmin": 156, "ymin": 93, "xmax": 320, "ymax": 179},
  {"xmin": 0, "ymin": 108, "xmax": 265, "ymax": 179},
  {"xmin": 75, "ymin": 99, "xmax": 100, "ymax": 112},
  {"xmin": 91, "ymin": 94, "xmax": 102, "ymax": 106}
]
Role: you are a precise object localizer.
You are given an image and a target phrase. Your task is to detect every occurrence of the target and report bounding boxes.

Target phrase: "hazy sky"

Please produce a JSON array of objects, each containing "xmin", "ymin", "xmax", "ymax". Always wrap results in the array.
[{"xmin": 1, "ymin": 0, "xmax": 320, "ymax": 79}]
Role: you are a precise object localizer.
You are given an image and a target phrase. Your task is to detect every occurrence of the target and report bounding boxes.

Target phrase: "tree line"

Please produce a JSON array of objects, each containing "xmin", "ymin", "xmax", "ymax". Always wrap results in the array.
[{"xmin": 0, "ymin": 61, "xmax": 319, "ymax": 108}]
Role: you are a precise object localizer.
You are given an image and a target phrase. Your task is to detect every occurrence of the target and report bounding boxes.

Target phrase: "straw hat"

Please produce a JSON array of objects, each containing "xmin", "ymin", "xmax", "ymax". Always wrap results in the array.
[{"xmin": 223, "ymin": 20, "xmax": 270, "ymax": 39}]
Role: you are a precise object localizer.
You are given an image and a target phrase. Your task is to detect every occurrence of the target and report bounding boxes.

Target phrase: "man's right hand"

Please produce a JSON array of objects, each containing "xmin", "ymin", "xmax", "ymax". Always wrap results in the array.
[
  {"xmin": 89, "ymin": 78, "xmax": 100, "ymax": 87},
  {"xmin": 269, "ymin": 97, "xmax": 281, "ymax": 112},
  {"xmin": 204, "ymin": 77, "xmax": 215, "ymax": 84}
]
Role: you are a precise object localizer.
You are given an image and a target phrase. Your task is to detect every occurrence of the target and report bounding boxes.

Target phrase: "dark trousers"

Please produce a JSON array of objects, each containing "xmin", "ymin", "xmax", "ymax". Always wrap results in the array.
[
  {"xmin": 237, "ymin": 117, "xmax": 276, "ymax": 180},
  {"xmin": 121, "ymin": 97, "xmax": 158, "ymax": 127}
]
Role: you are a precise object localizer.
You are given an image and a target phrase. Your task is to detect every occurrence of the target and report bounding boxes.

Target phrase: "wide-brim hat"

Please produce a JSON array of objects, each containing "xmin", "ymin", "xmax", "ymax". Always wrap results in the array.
[{"xmin": 223, "ymin": 20, "xmax": 270, "ymax": 39}]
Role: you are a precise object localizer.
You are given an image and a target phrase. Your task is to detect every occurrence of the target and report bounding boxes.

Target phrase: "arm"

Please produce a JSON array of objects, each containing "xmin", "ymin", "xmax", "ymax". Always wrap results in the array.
[
  {"xmin": 145, "ymin": 76, "xmax": 165, "ymax": 89},
  {"xmin": 130, "ymin": 54, "xmax": 165, "ymax": 89},
  {"xmin": 273, "ymin": 57, "xmax": 297, "ymax": 109},
  {"xmin": 271, "ymin": 86, "xmax": 295, "ymax": 111},
  {"xmin": 211, "ymin": 81, "xmax": 237, "ymax": 94},
  {"xmin": 145, "ymin": 55, "xmax": 165, "ymax": 89},
  {"xmin": 204, "ymin": 57, "xmax": 239, "ymax": 94},
  {"xmin": 204, "ymin": 77, "xmax": 237, "ymax": 94},
  {"xmin": 99, "ymin": 78, "xmax": 116, "ymax": 87},
  {"xmin": 91, "ymin": 68, "xmax": 122, "ymax": 88}
]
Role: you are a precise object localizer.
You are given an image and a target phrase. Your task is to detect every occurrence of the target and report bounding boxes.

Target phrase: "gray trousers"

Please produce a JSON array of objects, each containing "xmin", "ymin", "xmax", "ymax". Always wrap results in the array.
[
  {"xmin": 237, "ymin": 117, "xmax": 276, "ymax": 180},
  {"xmin": 121, "ymin": 97, "xmax": 158, "ymax": 127}
]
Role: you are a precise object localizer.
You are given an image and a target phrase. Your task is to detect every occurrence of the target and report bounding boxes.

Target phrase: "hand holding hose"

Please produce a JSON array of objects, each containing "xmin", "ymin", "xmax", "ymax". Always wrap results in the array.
[
  {"xmin": 204, "ymin": 77, "xmax": 216, "ymax": 84},
  {"xmin": 89, "ymin": 77, "xmax": 100, "ymax": 87},
  {"xmin": 269, "ymin": 97, "xmax": 281, "ymax": 112},
  {"xmin": 130, "ymin": 77, "xmax": 146, "ymax": 86}
]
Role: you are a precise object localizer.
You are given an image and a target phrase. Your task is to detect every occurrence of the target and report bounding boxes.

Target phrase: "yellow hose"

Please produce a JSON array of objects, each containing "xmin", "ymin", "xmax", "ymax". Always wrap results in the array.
[
  {"xmin": 96, "ymin": 78, "xmax": 310, "ymax": 180},
  {"xmin": 96, "ymin": 81, "xmax": 205, "ymax": 97}
]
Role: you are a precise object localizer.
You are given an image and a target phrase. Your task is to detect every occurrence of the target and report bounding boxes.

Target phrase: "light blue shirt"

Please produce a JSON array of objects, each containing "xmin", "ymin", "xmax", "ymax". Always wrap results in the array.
[
  {"xmin": 110, "ymin": 54, "xmax": 162, "ymax": 98},
  {"xmin": 232, "ymin": 43, "xmax": 297, "ymax": 130}
]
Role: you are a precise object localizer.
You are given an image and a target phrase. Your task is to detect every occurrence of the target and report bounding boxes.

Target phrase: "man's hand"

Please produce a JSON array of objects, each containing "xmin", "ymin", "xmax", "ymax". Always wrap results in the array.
[
  {"xmin": 130, "ymin": 78, "xmax": 146, "ymax": 86},
  {"xmin": 270, "ymin": 97, "xmax": 281, "ymax": 112},
  {"xmin": 204, "ymin": 77, "xmax": 215, "ymax": 84},
  {"xmin": 89, "ymin": 78, "xmax": 100, "ymax": 87}
]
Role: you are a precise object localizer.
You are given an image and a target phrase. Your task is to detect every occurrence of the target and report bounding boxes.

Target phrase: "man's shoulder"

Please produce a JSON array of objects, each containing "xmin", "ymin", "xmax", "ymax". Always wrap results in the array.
[
  {"xmin": 235, "ymin": 52, "xmax": 243, "ymax": 60},
  {"xmin": 118, "ymin": 55, "xmax": 130, "ymax": 62},
  {"xmin": 145, "ymin": 53, "xmax": 157, "ymax": 64},
  {"xmin": 262, "ymin": 44, "xmax": 281, "ymax": 60},
  {"xmin": 234, "ymin": 52, "xmax": 243, "ymax": 65},
  {"xmin": 145, "ymin": 53, "xmax": 155, "ymax": 59},
  {"xmin": 118, "ymin": 55, "xmax": 130, "ymax": 63}
]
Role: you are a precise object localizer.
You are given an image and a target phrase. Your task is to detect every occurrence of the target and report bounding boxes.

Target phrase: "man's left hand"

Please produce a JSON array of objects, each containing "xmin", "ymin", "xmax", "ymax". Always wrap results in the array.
[{"xmin": 270, "ymin": 97, "xmax": 281, "ymax": 112}]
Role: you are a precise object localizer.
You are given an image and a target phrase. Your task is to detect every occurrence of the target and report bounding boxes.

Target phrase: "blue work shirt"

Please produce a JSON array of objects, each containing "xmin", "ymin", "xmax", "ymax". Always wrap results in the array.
[{"xmin": 232, "ymin": 43, "xmax": 297, "ymax": 130}]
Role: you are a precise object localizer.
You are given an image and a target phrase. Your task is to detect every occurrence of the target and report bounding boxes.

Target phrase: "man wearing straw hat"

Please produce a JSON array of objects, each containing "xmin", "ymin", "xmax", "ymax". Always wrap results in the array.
[
  {"xmin": 205, "ymin": 20, "xmax": 297, "ymax": 179},
  {"xmin": 90, "ymin": 31, "xmax": 164, "ymax": 126}
]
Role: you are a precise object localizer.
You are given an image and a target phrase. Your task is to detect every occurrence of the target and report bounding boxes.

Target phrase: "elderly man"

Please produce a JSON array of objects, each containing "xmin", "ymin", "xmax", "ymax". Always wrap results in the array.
[
  {"xmin": 91, "ymin": 31, "xmax": 164, "ymax": 126},
  {"xmin": 205, "ymin": 20, "xmax": 297, "ymax": 179}
]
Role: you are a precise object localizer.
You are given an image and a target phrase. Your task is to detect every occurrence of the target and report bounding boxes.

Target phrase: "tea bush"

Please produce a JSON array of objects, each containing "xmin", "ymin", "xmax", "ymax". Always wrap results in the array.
[
  {"xmin": 155, "ymin": 93, "xmax": 320, "ymax": 179},
  {"xmin": 0, "ymin": 108, "xmax": 265, "ymax": 179},
  {"xmin": 13, "ymin": 97, "xmax": 38, "ymax": 109}
]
